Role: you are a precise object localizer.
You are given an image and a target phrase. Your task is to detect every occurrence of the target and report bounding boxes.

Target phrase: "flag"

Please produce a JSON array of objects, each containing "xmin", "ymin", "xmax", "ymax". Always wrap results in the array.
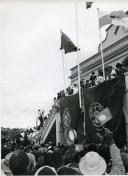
[
  {"xmin": 60, "ymin": 30, "xmax": 79, "ymax": 54},
  {"xmin": 60, "ymin": 93, "xmax": 83, "ymax": 144},
  {"xmin": 98, "ymin": 10, "xmax": 111, "ymax": 28},
  {"xmin": 98, "ymin": 9, "xmax": 128, "ymax": 29},
  {"xmin": 83, "ymin": 75, "xmax": 126, "ymax": 148},
  {"xmin": 86, "ymin": 2, "xmax": 93, "ymax": 9},
  {"xmin": 95, "ymin": 107, "xmax": 112, "ymax": 125}
]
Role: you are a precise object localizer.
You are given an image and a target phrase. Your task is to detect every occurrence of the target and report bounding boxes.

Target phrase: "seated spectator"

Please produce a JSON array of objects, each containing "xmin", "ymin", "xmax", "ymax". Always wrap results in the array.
[
  {"xmin": 66, "ymin": 86, "xmax": 74, "ymax": 96},
  {"xmin": 60, "ymin": 90, "xmax": 65, "ymax": 98},
  {"xmin": 110, "ymin": 66, "xmax": 117, "ymax": 79},
  {"xmin": 34, "ymin": 166, "xmax": 57, "ymax": 176},
  {"xmin": 49, "ymin": 110, "xmax": 53, "ymax": 116},
  {"xmin": 44, "ymin": 116, "xmax": 48, "ymax": 121},
  {"xmin": 96, "ymin": 69, "xmax": 104, "ymax": 84},
  {"xmin": 57, "ymin": 166, "xmax": 80, "ymax": 175},
  {"xmin": 47, "ymin": 113, "xmax": 50, "ymax": 119},
  {"xmin": 73, "ymin": 84, "xmax": 78, "ymax": 94},
  {"xmin": 116, "ymin": 63, "xmax": 128, "ymax": 76},
  {"xmin": 57, "ymin": 92, "xmax": 61, "ymax": 100},
  {"xmin": 52, "ymin": 105, "xmax": 56, "ymax": 113},
  {"xmin": 84, "ymin": 80, "xmax": 91, "ymax": 89},
  {"xmin": 9, "ymin": 149, "xmax": 29, "ymax": 175},
  {"xmin": 53, "ymin": 97, "xmax": 60, "ymax": 110},
  {"xmin": 90, "ymin": 71, "xmax": 97, "ymax": 86},
  {"xmin": 105, "ymin": 66, "xmax": 111, "ymax": 80}
]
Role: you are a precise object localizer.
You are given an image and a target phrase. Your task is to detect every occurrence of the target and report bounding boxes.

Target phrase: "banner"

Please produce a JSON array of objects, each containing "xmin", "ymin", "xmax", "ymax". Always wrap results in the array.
[
  {"xmin": 84, "ymin": 75, "xmax": 126, "ymax": 148},
  {"xmin": 60, "ymin": 93, "xmax": 83, "ymax": 144}
]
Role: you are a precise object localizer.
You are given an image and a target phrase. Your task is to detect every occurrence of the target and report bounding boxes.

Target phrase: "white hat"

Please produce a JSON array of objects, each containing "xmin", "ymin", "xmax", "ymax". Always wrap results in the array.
[{"xmin": 79, "ymin": 151, "xmax": 107, "ymax": 175}]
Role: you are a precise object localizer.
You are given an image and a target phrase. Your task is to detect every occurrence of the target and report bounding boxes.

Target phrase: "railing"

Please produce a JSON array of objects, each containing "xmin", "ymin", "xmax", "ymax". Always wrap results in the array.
[
  {"xmin": 31, "ymin": 107, "xmax": 58, "ymax": 142},
  {"xmin": 41, "ymin": 109, "xmax": 57, "ymax": 139}
]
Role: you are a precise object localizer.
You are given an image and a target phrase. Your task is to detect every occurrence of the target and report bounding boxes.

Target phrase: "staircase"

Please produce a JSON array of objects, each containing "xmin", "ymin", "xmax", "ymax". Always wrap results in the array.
[{"xmin": 31, "ymin": 108, "xmax": 59, "ymax": 144}]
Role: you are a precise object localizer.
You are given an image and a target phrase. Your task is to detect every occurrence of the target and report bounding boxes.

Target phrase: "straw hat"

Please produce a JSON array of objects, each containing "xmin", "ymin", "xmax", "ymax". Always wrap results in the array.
[{"xmin": 79, "ymin": 151, "xmax": 106, "ymax": 175}]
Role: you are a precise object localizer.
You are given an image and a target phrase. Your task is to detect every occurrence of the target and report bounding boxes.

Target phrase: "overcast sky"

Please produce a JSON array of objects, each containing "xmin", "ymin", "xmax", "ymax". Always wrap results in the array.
[{"xmin": 1, "ymin": 0, "xmax": 128, "ymax": 128}]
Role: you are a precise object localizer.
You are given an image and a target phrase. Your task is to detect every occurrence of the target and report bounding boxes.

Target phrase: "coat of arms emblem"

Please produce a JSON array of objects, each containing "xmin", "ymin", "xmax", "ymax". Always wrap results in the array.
[
  {"xmin": 62, "ymin": 107, "xmax": 71, "ymax": 129},
  {"xmin": 89, "ymin": 102, "xmax": 104, "ymax": 129}
]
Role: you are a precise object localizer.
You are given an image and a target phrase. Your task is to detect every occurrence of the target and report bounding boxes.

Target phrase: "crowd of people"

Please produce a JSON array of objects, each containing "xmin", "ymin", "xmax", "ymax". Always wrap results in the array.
[
  {"xmin": 1, "ymin": 128, "xmax": 128, "ymax": 175},
  {"xmin": 36, "ymin": 62, "xmax": 128, "ymax": 132},
  {"xmin": 55, "ymin": 62, "xmax": 128, "ymax": 99},
  {"xmin": 84, "ymin": 62, "xmax": 128, "ymax": 88},
  {"xmin": 1, "ymin": 61, "xmax": 128, "ymax": 175}
]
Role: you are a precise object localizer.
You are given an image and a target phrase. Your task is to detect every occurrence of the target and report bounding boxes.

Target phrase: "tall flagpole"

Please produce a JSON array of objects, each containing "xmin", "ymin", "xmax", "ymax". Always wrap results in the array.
[
  {"xmin": 75, "ymin": 0, "xmax": 82, "ymax": 108},
  {"xmin": 97, "ymin": 8, "xmax": 105, "ymax": 81},
  {"xmin": 61, "ymin": 49, "xmax": 67, "ymax": 92}
]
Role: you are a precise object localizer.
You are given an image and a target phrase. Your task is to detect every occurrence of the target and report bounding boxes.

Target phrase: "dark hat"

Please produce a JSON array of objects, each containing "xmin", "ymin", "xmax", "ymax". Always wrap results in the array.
[
  {"xmin": 57, "ymin": 166, "xmax": 80, "ymax": 175},
  {"xmin": 9, "ymin": 149, "xmax": 29, "ymax": 175},
  {"xmin": 116, "ymin": 63, "xmax": 122, "ymax": 68}
]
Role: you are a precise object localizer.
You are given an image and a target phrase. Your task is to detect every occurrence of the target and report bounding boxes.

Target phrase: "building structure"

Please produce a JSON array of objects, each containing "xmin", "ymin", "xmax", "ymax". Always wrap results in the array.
[
  {"xmin": 69, "ymin": 25, "xmax": 128, "ymax": 84},
  {"xmin": 32, "ymin": 25, "xmax": 128, "ymax": 148}
]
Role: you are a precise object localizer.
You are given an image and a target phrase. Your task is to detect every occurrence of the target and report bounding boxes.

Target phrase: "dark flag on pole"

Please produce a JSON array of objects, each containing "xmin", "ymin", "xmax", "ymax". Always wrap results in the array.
[
  {"xmin": 60, "ymin": 30, "xmax": 80, "ymax": 54},
  {"xmin": 86, "ymin": 2, "xmax": 93, "ymax": 9},
  {"xmin": 83, "ymin": 75, "xmax": 126, "ymax": 148}
]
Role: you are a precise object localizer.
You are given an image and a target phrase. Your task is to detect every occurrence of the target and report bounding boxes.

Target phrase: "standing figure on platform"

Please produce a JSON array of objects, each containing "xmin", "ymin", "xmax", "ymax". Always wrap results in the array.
[{"xmin": 37, "ymin": 110, "xmax": 44, "ymax": 131}]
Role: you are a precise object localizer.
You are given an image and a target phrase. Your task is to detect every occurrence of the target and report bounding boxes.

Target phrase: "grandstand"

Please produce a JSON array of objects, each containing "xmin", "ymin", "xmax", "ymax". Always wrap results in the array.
[{"xmin": 31, "ymin": 25, "xmax": 128, "ymax": 151}]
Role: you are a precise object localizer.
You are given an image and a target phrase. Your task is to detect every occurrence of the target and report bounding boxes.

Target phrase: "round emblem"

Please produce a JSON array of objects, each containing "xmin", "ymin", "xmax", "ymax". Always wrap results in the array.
[
  {"xmin": 89, "ymin": 102, "xmax": 104, "ymax": 129},
  {"xmin": 62, "ymin": 108, "xmax": 71, "ymax": 129},
  {"xmin": 69, "ymin": 129, "xmax": 77, "ymax": 141},
  {"xmin": 69, "ymin": 130, "xmax": 75, "ymax": 141},
  {"xmin": 99, "ymin": 114, "xmax": 106, "ymax": 122},
  {"xmin": 64, "ymin": 127, "xmax": 77, "ymax": 145}
]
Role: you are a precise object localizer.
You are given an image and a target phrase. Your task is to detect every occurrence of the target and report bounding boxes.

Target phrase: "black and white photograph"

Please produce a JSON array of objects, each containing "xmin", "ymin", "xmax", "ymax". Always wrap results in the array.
[{"xmin": 1, "ymin": 0, "xmax": 128, "ymax": 175}]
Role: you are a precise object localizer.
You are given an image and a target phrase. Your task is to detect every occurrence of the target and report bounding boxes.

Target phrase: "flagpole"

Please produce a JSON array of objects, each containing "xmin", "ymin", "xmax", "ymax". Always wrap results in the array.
[
  {"xmin": 75, "ymin": 0, "xmax": 82, "ymax": 108},
  {"xmin": 97, "ymin": 8, "xmax": 105, "ymax": 81},
  {"xmin": 61, "ymin": 49, "xmax": 67, "ymax": 92}
]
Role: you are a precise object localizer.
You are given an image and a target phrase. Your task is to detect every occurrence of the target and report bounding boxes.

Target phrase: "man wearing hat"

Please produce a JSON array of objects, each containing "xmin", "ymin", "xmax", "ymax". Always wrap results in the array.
[{"xmin": 79, "ymin": 128, "xmax": 125, "ymax": 175}]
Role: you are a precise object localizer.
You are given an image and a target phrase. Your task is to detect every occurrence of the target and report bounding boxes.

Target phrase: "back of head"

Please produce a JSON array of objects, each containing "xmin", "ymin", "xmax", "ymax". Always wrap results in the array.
[
  {"xmin": 98, "ymin": 144, "xmax": 111, "ymax": 163},
  {"xmin": 34, "ymin": 166, "xmax": 57, "ymax": 176},
  {"xmin": 9, "ymin": 149, "xmax": 29, "ymax": 175},
  {"xmin": 43, "ymin": 152, "xmax": 53, "ymax": 166},
  {"xmin": 86, "ymin": 143, "xmax": 98, "ymax": 153},
  {"xmin": 52, "ymin": 151, "xmax": 64, "ymax": 170},
  {"xmin": 36, "ymin": 156, "xmax": 45, "ymax": 169},
  {"xmin": 64, "ymin": 149, "xmax": 78, "ymax": 165},
  {"xmin": 57, "ymin": 166, "xmax": 80, "ymax": 175}
]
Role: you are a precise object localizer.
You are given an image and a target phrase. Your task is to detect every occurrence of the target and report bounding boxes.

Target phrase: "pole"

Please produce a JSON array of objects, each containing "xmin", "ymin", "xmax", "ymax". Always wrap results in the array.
[
  {"xmin": 97, "ymin": 8, "xmax": 105, "ymax": 81},
  {"xmin": 75, "ymin": 0, "xmax": 82, "ymax": 108},
  {"xmin": 82, "ymin": 89, "xmax": 86, "ymax": 137},
  {"xmin": 61, "ymin": 49, "xmax": 67, "ymax": 92}
]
